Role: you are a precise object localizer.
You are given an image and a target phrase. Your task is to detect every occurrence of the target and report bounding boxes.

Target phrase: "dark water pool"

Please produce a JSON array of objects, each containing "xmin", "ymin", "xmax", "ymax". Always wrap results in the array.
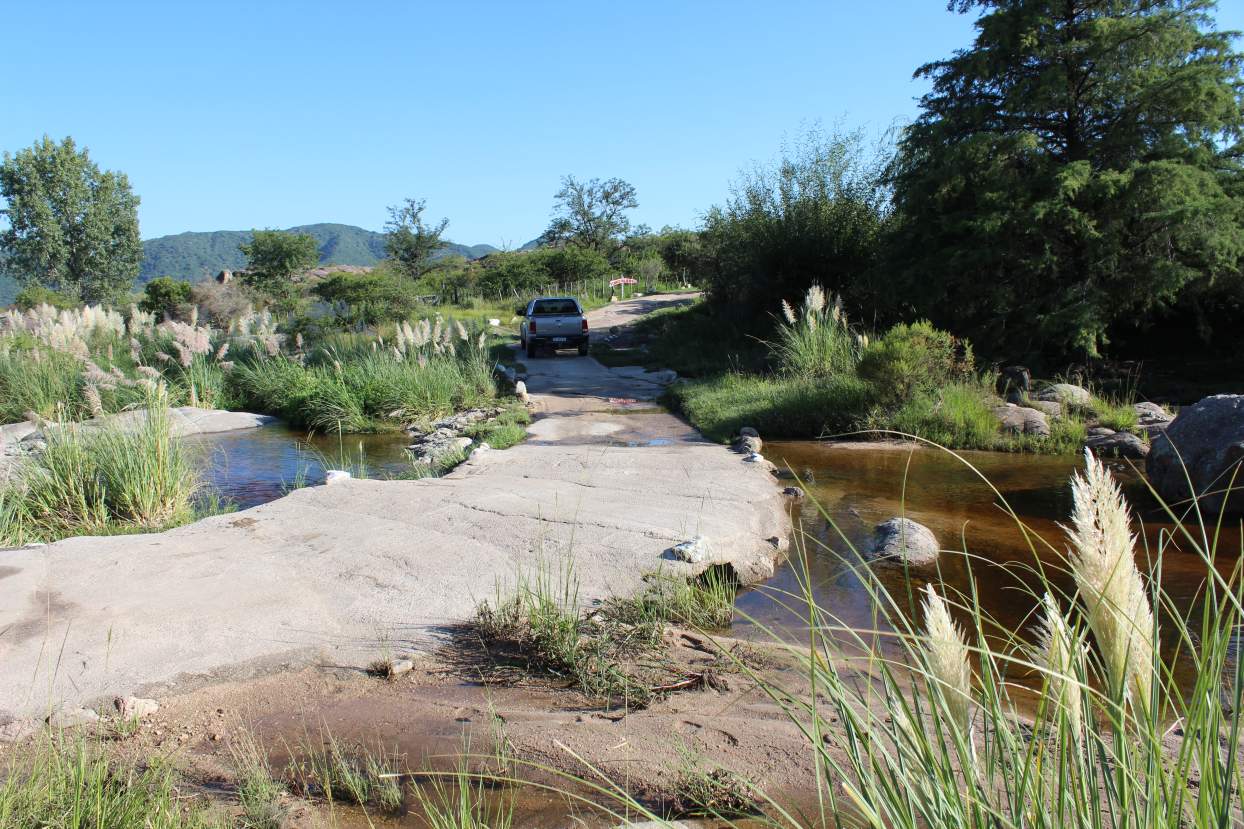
[
  {"xmin": 184, "ymin": 425, "xmax": 415, "ymax": 509},
  {"xmin": 733, "ymin": 441, "xmax": 1240, "ymax": 691}
]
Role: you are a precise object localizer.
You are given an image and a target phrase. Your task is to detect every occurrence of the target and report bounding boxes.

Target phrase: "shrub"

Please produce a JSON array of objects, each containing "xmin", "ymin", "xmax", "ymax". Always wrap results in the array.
[
  {"xmin": 312, "ymin": 270, "xmax": 416, "ymax": 328},
  {"xmin": 857, "ymin": 319, "xmax": 973, "ymax": 404},
  {"xmin": 13, "ymin": 284, "xmax": 77, "ymax": 311},
  {"xmin": 189, "ymin": 280, "xmax": 252, "ymax": 326},
  {"xmin": 138, "ymin": 277, "xmax": 193, "ymax": 317},
  {"xmin": 770, "ymin": 284, "xmax": 861, "ymax": 377},
  {"xmin": 883, "ymin": 381, "xmax": 1000, "ymax": 449}
]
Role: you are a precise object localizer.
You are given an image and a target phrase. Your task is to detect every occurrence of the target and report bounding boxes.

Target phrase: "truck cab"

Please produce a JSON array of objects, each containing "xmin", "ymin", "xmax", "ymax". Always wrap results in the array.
[{"xmin": 518, "ymin": 297, "xmax": 589, "ymax": 358}]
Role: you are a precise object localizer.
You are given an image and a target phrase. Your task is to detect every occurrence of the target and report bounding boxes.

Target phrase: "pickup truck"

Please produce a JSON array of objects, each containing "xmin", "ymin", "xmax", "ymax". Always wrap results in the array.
[{"xmin": 518, "ymin": 296, "xmax": 589, "ymax": 358}]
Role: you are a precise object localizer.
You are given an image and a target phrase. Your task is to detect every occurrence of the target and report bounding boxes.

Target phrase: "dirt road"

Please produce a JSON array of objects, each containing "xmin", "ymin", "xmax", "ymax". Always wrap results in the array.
[{"xmin": 0, "ymin": 293, "xmax": 787, "ymax": 719}]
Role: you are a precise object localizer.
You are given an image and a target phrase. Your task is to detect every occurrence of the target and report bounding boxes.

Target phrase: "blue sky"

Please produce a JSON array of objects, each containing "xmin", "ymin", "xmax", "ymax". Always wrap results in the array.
[{"xmin": 4, "ymin": 1, "xmax": 1243, "ymax": 245}]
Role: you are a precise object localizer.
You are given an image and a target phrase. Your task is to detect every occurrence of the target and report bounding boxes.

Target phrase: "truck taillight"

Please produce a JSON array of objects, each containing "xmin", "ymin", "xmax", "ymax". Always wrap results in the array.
[
  {"xmin": 529, "ymin": 321, "xmax": 537, "ymax": 333},
  {"xmin": 582, "ymin": 318, "xmax": 589, "ymax": 332}
]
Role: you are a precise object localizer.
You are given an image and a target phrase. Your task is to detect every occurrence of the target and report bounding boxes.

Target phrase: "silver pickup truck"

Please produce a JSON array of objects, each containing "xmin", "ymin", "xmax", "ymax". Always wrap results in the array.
[{"xmin": 517, "ymin": 296, "xmax": 589, "ymax": 358}]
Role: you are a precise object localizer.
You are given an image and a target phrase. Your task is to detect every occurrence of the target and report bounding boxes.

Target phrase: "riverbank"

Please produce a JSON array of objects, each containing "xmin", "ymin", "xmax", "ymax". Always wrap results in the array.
[{"xmin": 0, "ymin": 294, "xmax": 788, "ymax": 722}]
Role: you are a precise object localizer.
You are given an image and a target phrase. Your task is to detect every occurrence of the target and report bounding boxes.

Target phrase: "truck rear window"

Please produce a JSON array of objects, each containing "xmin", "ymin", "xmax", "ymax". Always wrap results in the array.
[{"xmin": 531, "ymin": 299, "xmax": 579, "ymax": 315}]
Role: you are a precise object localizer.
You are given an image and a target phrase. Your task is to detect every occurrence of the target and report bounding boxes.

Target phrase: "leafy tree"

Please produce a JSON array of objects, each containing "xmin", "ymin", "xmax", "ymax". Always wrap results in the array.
[
  {"xmin": 542, "ymin": 175, "xmax": 638, "ymax": 254},
  {"xmin": 701, "ymin": 127, "xmax": 890, "ymax": 318},
  {"xmin": 889, "ymin": 0, "xmax": 1244, "ymax": 360},
  {"xmin": 13, "ymin": 284, "xmax": 77, "ymax": 311},
  {"xmin": 0, "ymin": 136, "xmax": 142, "ymax": 302},
  {"xmin": 139, "ymin": 276, "xmax": 194, "ymax": 317},
  {"xmin": 385, "ymin": 198, "xmax": 448, "ymax": 281},
  {"xmin": 238, "ymin": 229, "xmax": 319, "ymax": 300},
  {"xmin": 312, "ymin": 270, "xmax": 415, "ymax": 327}
]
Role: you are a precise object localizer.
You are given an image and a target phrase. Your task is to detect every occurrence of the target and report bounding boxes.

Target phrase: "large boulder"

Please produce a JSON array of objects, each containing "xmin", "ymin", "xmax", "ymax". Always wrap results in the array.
[
  {"xmin": 1037, "ymin": 383, "xmax": 1091, "ymax": 407},
  {"xmin": 1134, "ymin": 401, "xmax": 1173, "ymax": 435},
  {"xmin": 1085, "ymin": 430, "xmax": 1148, "ymax": 459},
  {"xmin": 993, "ymin": 403, "xmax": 1051, "ymax": 437},
  {"xmin": 870, "ymin": 518, "xmax": 939, "ymax": 566},
  {"xmin": 1147, "ymin": 395, "xmax": 1244, "ymax": 517}
]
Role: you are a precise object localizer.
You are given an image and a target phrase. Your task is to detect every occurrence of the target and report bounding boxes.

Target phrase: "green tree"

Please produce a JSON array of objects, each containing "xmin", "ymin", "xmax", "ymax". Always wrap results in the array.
[
  {"xmin": 238, "ymin": 229, "xmax": 319, "ymax": 300},
  {"xmin": 312, "ymin": 269, "xmax": 415, "ymax": 327},
  {"xmin": 889, "ymin": 0, "xmax": 1244, "ymax": 360},
  {"xmin": 542, "ymin": 175, "xmax": 638, "ymax": 254},
  {"xmin": 0, "ymin": 136, "xmax": 142, "ymax": 303},
  {"xmin": 385, "ymin": 198, "xmax": 448, "ymax": 281},
  {"xmin": 13, "ymin": 284, "xmax": 77, "ymax": 311},
  {"xmin": 139, "ymin": 276, "xmax": 193, "ymax": 317}
]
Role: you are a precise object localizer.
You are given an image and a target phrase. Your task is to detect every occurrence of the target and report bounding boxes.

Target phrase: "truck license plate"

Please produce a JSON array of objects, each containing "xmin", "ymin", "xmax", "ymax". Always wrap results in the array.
[{"xmin": 552, "ymin": 337, "xmax": 567, "ymax": 343}]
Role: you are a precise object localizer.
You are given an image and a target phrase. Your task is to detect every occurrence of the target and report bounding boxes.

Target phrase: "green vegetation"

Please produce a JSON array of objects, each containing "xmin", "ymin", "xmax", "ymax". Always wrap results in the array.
[
  {"xmin": 238, "ymin": 229, "xmax": 319, "ymax": 302},
  {"xmin": 411, "ymin": 761, "xmax": 515, "ymax": 829},
  {"xmin": 0, "ymin": 136, "xmax": 142, "ymax": 303},
  {"xmin": 0, "ymin": 735, "xmax": 216, "ymax": 828},
  {"xmin": 311, "ymin": 268, "xmax": 416, "ymax": 327},
  {"xmin": 139, "ymin": 276, "xmax": 194, "ymax": 316},
  {"xmin": 0, "ymin": 392, "xmax": 202, "ymax": 545},
  {"xmin": 541, "ymin": 175, "xmax": 639, "ymax": 254},
  {"xmin": 288, "ymin": 731, "xmax": 403, "ymax": 812},
  {"xmin": 14, "ymin": 284, "xmax": 77, "ymax": 311},
  {"xmin": 385, "ymin": 197, "xmax": 450, "ymax": 281}
]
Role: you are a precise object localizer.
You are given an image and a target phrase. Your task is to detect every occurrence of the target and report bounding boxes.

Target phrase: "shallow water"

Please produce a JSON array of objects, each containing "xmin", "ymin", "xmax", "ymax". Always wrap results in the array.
[
  {"xmin": 734, "ymin": 441, "xmax": 1241, "ymax": 692},
  {"xmin": 184, "ymin": 425, "xmax": 415, "ymax": 509}
]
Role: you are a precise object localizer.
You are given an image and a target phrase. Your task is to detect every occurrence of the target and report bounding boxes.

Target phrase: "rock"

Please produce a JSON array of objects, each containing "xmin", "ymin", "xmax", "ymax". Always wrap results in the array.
[
  {"xmin": 115, "ymin": 696, "xmax": 159, "ymax": 719},
  {"xmin": 997, "ymin": 365, "xmax": 1031, "ymax": 396},
  {"xmin": 1087, "ymin": 426, "xmax": 1116, "ymax": 437},
  {"xmin": 453, "ymin": 437, "xmax": 473, "ymax": 451},
  {"xmin": 733, "ymin": 435, "xmax": 762, "ymax": 454},
  {"xmin": 870, "ymin": 518, "xmax": 940, "ymax": 566},
  {"xmin": 389, "ymin": 659, "xmax": 415, "ymax": 677},
  {"xmin": 782, "ymin": 486, "xmax": 805, "ymax": 499},
  {"xmin": 1086, "ymin": 431, "xmax": 1148, "ymax": 459},
  {"xmin": 1028, "ymin": 400, "xmax": 1062, "ymax": 418},
  {"xmin": 515, "ymin": 380, "xmax": 529, "ymax": 403},
  {"xmin": 48, "ymin": 707, "xmax": 100, "ymax": 728},
  {"xmin": 671, "ymin": 536, "xmax": 713, "ymax": 564},
  {"xmin": 743, "ymin": 452, "xmax": 764, "ymax": 463},
  {"xmin": 1135, "ymin": 401, "xmax": 1173, "ymax": 434},
  {"xmin": 0, "ymin": 713, "xmax": 36, "ymax": 743},
  {"xmin": 1037, "ymin": 383, "xmax": 1092, "ymax": 407},
  {"xmin": 487, "ymin": 318, "xmax": 501, "ymax": 327},
  {"xmin": 473, "ymin": 442, "xmax": 492, "ymax": 454},
  {"xmin": 739, "ymin": 426, "xmax": 760, "ymax": 439},
  {"xmin": 992, "ymin": 404, "xmax": 1051, "ymax": 437},
  {"xmin": 1147, "ymin": 394, "xmax": 1244, "ymax": 517},
  {"xmin": 324, "ymin": 470, "xmax": 351, "ymax": 485}
]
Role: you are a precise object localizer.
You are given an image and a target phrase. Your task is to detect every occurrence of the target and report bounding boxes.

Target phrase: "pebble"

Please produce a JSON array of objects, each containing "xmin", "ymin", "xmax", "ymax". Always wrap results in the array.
[
  {"xmin": 115, "ymin": 696, "xmax": 160, "ymax": 719},
  {"xmin": 389, "ymin": 659, "xmax": 415, "ymax": 677}
]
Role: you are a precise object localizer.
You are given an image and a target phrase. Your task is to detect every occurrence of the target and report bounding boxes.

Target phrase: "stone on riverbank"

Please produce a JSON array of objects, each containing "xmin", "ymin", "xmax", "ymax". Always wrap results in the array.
[
  {"xmin": 1147, "ymin": 394, "xmax": 1244, "ymax": 517},
  {"xmin": 733, "ymin": 434, "xmax": 762, "ymax": 454},
  {"xmin": 48, "ymin": 707, "xmax": 100, "ymax": 728},
  {"xmin": 115, "ymin": 696, "xmax": 160, "ymax": 719},
  {"xmin": 1135, "ymin": 401, "xmax": 1173, "ymax": 435},
  {"xmin": 1037, "ymin": 383, "xmax": 1091, "ymax": 406},
  {"xmin": 992, "ymin": 403, "xmax": 1051, "ymax": 436},
  {"xmin": 870, "ymin": 518, "xmax": 940, "ymax": 566},
  {"xmin": 671, "ymin": 536, "xmax": 713, "ymax": 564},
  {"xmin": 1085, "ymin": 430, "xmax": 1148, "ymax": 459}
]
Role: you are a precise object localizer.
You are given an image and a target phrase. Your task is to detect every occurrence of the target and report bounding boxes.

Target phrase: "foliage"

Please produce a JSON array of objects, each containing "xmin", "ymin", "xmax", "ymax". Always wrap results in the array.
[
  {"xmin": 541, "ymin": 175, "xmax": 638, "ymax": 253},
  {"xmin": 238, "ymin": 229, "xmax": 319, "ymax": 300},
  {"xmin": 0, "ymin": 391, "xmax": 202, "ymax": 545},
  {"xmin": 888, "ymin": 0, "xmax": 1244, "ymax": 360},
  {"xmin": 311, "ymin": 270, "xmax": 416, "ymax": 327},
  {"xmin": 0, "ymin": 735, "xmax": 216, "ymax": 828},
  {"xmin": 13, "ymin": 284, "xmax": 77, "ymax": 311},
  {"xmin": 856, "ymin": 319, "xmax": 974, "ymax": 405},
  {"xmin": 700, "ymin": 126, "xmax": 889, "ymax": 320},
  {"xmin": 139, "ymin": 276, "xmax": 194, "ymax": 317},
  {"xmin": 0, "ymin": 135, "xmax": 142, "ymax": 302},
  {"xmin": 882, "ymin": 381, "xmax": 1006, "ymax": 450},
  {"xmin": 475, "ymin": 245, "xmax": 612, "ymax": 297},
  {"xmin": 385, "ymin": 197, "xmax": 450, "ymax": 281},
  {"xmin": 770, "ymin": 284, "xmax": 862, "ymax": 377}
]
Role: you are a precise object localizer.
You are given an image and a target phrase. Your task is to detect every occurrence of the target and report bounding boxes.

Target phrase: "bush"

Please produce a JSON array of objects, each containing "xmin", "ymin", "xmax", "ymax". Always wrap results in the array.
[
  {"xmin": 189, "ymin": 280, "xmax": 252, "ymax": 326},
  {"xmin": 856, "ymin": 320, "xmax": 973, "ymax": 404},
  {"xmin": 882, "ymin": 381, "xmax": 1000, "ymax": 448},
  {"xmin": 13, "ymin": 284, "xmax": 77, "ymax": 311},
  {"xmin": 138, "ymin": 277, "xmax": 193, "ymax": 317},
  {"xmin": 770, "ymin": 284, "xmax": 861, "ymax": 377},
  {"xmin": 312, "ymin": 271, "xmax": 416, "ymax": 328}
]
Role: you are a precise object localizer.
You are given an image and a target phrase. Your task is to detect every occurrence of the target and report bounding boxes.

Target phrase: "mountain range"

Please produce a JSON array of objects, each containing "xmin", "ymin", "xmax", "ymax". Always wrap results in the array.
[{"xmin": 0, "ymin": 223, "xmax": 528, "ymax": 305}]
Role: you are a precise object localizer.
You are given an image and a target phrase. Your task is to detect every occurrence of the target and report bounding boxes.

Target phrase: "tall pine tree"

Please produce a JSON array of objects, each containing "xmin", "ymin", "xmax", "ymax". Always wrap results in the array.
[{"xmin": 890, "ymin": 0, "xmax": 1244, "ymax": 360}]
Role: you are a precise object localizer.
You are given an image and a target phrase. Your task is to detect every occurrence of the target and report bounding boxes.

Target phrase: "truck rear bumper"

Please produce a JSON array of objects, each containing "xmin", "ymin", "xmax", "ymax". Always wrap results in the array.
[{"xmin": 530, "ymin": 335, "xmax": 588, "ymax": 349}]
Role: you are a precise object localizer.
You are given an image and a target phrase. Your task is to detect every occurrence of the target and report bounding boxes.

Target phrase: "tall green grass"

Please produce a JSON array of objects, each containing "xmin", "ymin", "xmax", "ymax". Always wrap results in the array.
[
  {"xmin": 771, "ymin": 285, "xmax": 861, "ymax": 378},
  {"xmin": 0, "ymin": 392, "xmax": 202, "ymax": 544}
]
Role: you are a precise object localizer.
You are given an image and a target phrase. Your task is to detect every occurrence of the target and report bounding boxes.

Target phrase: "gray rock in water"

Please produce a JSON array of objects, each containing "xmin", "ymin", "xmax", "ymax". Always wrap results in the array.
[
  {"xmin": 670, "ymin": 536, "xmax": 713, "ymax": 564},
  {"xmin": 733, "ymin": 434, "xmax": 762, "ymax": 454},
  {"xmin": 739, "ymin": 426, "xmax": 760, "ymax": 439},
  {"xmin": 1086, "ymin": 431, "xmax": 1148, "ymax": 459},
  {"xmin": 782, "ymin": 486, "xmax": 805, "ymax": 499},
  {"xmin": 1037, "ymin": 383, "xmax": 1092, "ymax": 406},
  {"xmin": 993, "ymin": 404, "xmax": 1051, "ymax": 437},
  {"xmin": 870, "ymin": 518, "xmax": 940, "ymax": 566},
  {"xmin": 1147, "ymin": 394, "xmax": 1244, "ymax": 517},
  {"xmin": 115, "ymin": 696, "xmax": 160, "ymax": 719},
  {"xmin": 1135, "ymin": 401, "xmax": 1173, "ymax": 435}
]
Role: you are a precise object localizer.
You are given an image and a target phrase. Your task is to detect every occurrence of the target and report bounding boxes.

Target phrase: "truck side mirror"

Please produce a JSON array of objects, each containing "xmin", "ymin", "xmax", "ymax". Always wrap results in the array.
[{"xmin": 515, "ymin": 306, "xmax": 527, "ymax": 317}]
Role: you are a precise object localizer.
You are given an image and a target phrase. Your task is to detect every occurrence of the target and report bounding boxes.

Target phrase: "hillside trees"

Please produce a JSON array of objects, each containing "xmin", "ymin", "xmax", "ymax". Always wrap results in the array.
[
  {"xmin": 0, "ymin": 136, "xmax": 142, "ymax": 302},
  {"xmin": 385, "ymin": 198, "xmax": 448, "ymax": 281},
  {"xmin": 889, "ymin": 0, "xmax": 1244, "ymax": 360},
  {"xmin": 238, "ymin": 229, "xmax": 318, "ymax": 301}
]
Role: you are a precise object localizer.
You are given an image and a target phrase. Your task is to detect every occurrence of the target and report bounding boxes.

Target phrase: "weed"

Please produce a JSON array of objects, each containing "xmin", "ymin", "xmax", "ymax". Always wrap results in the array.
[{"xmin": 289, "ymin": 730, "xmax": 404, "ymax": 811}]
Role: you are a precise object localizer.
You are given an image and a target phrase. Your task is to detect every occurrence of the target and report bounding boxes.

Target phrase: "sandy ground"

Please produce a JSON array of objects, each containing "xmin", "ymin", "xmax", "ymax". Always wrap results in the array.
[{"xmin": 0, "ymin": 293, "xmax": 789, "ymax": 722}]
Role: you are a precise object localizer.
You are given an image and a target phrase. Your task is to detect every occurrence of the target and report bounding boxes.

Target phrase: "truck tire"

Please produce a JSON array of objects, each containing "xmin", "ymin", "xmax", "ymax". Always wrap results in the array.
[
  {"xmin": 577, "ymin": 343, "xmax": 589, "ymax": 357},
  {"xmin": 526, "ymin": 342, "xmax": 537, "ymax": 359}
]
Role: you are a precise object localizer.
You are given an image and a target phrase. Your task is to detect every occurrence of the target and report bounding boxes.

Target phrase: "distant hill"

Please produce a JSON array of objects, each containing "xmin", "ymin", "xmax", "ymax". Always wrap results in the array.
[{"xmin": 139, "ymin": 223, "xmax": 502, "ymax": 284}]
